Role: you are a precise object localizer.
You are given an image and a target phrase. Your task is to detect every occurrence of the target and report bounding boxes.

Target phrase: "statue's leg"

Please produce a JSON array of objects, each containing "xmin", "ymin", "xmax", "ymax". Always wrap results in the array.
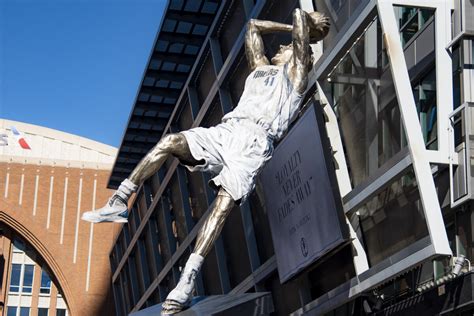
[
  {"xmin": 194, "ymin": 189, "xmax": 235, "ymax": 256},
  {"xmin": 82, "ymin": 133, "xmax": 199, "ymax": 223},
  {"xmin": 129, "ymin": 133, "xmax": 200, "ymax": 184},
  {"xmin": 161, "ymin": 188, "xmax": 235, "ymax": 314}
]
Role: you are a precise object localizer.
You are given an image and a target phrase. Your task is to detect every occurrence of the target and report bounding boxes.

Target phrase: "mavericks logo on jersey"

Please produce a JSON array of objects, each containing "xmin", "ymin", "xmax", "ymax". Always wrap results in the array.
[{"xmin": 253, "ymin": 68, "xmax": 279, "ymax": 79}]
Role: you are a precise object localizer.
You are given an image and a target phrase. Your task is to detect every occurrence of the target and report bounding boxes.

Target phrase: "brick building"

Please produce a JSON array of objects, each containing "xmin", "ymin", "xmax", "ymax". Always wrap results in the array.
[{"xmin": 0, "ymin": 119, "xmax": 120, "ymax": 315}]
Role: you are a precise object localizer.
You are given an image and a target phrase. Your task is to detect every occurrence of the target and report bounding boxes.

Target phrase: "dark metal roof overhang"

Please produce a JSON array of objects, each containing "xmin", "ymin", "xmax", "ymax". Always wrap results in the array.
[{"xmin": 108, "ymin": 0, "xmax": 221, "ymax": 189}]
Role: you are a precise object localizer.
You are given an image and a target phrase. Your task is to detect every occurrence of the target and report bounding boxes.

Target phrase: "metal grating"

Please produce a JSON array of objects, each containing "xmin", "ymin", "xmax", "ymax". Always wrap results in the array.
[{"xmin": 109, "ymin": 0, "xmax": 221, "ymax": 189}]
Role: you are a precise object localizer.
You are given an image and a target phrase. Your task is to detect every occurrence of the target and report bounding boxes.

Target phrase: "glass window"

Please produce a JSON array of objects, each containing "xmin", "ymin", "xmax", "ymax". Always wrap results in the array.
[
  {"xmin": 7, "ymin": 307, "xmax": 17, "ymax": 316},
  {"xmin": 22, "ymin": 265, "xmax": 34, "ymax": 293},
  {"xmin": 394, "ymin": 6, "xmax": 435, "ymax": 46},
  {"xmin": 56, "ymin": 309, "xmax": 66, "ymax": 316},
  {"xmin": 38, "ymin": 308, "xmax": 48, "ymax": 316},
  {"xmin": 323, "ymin": 17, "xmax": 405, "ymax": 188},
  {"xmin": 313, "ymin": 0, "xmax": 369, "ymax": 49},
  {"xmin": 348, "ymin": 167, "xmax": 429, "ymax": 266},
  {"xmin": 20, "ymin": 307, "xmax": 30, "ymax": 316},
  {"xmin": 10, "ymin": 264, "xmax": 21, "ymax": 292},
  {"xmin": 40, "ymin": 269, "xmax": 52, "ymax": 294},
  {"xmin": 452, "ymin": 44, "xmax": 463, "ymax": 109},
  {"xmin": 12, "ymin": 239, "xmax": 25, "ymax": 253},
  {"xmin": 413, "ymin": 68, "xmax": 437, "ymax": 149}
]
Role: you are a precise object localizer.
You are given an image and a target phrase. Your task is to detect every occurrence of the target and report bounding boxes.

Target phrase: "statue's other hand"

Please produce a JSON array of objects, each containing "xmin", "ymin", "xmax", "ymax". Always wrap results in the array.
[{"xmin": 307, "ymin": 11, "xmax": 330, "ymax": 42}]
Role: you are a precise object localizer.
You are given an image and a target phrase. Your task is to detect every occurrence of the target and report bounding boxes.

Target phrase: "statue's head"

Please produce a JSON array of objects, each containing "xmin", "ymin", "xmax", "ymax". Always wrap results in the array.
[{"xmin": 271, "ymin": 43, "xmax": 314, "ymax": 70}]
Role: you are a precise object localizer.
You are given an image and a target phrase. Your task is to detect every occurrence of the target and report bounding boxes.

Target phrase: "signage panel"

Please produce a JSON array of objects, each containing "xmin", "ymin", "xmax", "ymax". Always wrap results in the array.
[{"xmin": 261, "ymin": 103, "xmax": 349, "ymax": 283}]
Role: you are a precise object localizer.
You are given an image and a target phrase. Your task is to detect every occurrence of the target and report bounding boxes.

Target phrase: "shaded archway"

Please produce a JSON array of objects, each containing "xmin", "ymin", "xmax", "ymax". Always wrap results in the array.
[{"xmin": 0, "ymin": 197, "xmax": 76, "ymax": 315}]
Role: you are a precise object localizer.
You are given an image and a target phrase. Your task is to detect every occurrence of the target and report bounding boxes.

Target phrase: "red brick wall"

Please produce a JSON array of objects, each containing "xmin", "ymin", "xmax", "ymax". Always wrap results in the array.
[{"xmin": 0, "ymin": 162, "xmax": 121, "ymax": 315}]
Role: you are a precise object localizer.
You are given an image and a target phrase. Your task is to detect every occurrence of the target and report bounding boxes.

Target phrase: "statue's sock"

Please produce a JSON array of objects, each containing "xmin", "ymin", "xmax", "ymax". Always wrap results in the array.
[
  {"xmin": 114, "ymin": 179, "xmax": 138, "ymax": 205},
  {"xmin": 166, "ymin": 253, "xmax": 204, "ymax": 304}
]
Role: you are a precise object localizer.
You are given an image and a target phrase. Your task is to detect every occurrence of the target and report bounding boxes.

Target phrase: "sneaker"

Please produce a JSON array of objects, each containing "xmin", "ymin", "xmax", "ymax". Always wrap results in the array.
[
  {"xmin": 161, "ymin": 271, "xmax": 196, "ymax": 314},
  {"xmin": 161, "ymin": 253, "xmax": 203, "ymax": 315},
  {"xmin": 161, "ymin": 298, "xmax": 190, "ymax": 315},
  {"xmin": 81, "ymin": 195, "xmax": 129, "ymax": 223}
]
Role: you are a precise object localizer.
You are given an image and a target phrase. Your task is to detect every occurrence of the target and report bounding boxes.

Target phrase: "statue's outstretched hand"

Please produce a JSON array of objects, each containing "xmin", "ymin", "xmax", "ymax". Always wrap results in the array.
[{"xmin": 307, "ymin": 11, "xmax": 330, "ymax": 42}]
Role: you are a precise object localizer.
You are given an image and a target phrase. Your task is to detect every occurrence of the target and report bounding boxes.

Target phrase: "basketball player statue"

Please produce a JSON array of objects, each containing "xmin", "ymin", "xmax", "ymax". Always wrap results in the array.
[{"xmin": 82, "ymin": 8, "xmax": 329, "ymax": 314}]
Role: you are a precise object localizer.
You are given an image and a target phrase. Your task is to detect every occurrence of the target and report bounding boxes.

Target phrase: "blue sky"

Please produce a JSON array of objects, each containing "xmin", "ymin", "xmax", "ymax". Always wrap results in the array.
[{"xmin": 0, "ymin": 0, "xmax": 166, "ymax": 147}]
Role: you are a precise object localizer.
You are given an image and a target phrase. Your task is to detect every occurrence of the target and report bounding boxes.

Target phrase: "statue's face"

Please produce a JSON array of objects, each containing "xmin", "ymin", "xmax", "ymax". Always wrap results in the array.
[{"xmin": 271, "ymin": 44, "xmax": 293, "ymax": 65}]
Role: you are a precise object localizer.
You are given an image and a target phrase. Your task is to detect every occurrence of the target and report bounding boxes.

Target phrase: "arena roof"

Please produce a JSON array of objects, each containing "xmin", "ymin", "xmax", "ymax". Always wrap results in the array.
[
  {"xmin": 108, "ymin": 0, "xmax": 221, "ymax": 189},
  {"xmin": 0, "ymin": 118, "xmax": 117, "ymax": 168}
]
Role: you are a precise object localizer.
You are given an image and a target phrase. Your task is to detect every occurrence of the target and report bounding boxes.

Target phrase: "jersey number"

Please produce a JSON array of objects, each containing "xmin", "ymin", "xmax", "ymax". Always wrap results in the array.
[{"xmin": 264, "ymin": 76, "xmax": 275, "ymax": 86}]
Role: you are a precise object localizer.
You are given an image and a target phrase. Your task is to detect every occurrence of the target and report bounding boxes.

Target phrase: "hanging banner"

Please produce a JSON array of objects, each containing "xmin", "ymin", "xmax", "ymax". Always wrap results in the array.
[{"xmin": 261, "ymin": 103, "xmax": 350, "ymax": 283}]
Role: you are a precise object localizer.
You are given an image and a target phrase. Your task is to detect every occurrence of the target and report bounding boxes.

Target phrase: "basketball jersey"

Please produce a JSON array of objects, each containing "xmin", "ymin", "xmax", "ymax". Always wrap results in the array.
[{"xmin": 222, "ymin": 64, "xmax": 304, "ymax": 141}]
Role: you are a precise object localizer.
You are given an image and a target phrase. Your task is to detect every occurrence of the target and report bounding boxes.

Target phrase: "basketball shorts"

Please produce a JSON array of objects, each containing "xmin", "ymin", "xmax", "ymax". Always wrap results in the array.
[{"xmin": 180, "ymin": 119, "xmax": 273, "ymax": 203}]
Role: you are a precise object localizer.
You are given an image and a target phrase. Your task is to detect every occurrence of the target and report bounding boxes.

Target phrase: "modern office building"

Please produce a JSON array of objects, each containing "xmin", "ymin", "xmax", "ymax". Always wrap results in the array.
[
  {"xmin": 109, "ymin": 0, "xmax": 474, "ymax": 315},
  {"xmin": 0, "ymin": 119, "xmax": 120, "ymax": 315}
]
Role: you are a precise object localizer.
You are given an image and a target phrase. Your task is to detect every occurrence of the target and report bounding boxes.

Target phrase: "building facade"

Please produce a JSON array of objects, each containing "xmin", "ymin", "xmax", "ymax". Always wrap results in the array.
[
  {"xmin": 0, "ymin": 119, "xmax": 121, "ymax": 315},
  {"xmin": 109, "ymin": 0, "xmax": 474, "ymax": 315}
]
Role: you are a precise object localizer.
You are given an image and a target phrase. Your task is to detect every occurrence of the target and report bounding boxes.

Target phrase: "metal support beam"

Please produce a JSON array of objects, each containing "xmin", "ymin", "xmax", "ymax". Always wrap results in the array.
[
  {"xmin": 187, "ymin": 86, "xmax": 201, "ymax": 119},
  {"xmin": 378, "ymin": 0, "xmax": 451, "ymax": 256},
  {"xmin": 210, "ymin": 38, "xmax": 223, "ymax": 73},
  {"xmin": 218, "ymin": 88, "xmax": 233, "ymax": 114}
]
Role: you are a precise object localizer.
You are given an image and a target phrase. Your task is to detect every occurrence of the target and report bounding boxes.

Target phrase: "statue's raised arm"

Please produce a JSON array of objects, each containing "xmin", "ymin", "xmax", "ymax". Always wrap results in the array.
[
  {"xmin": 289, "ymin": 9, "xmax": 330, "ymax": 94},
  {"xmin": 245, "ymin": 19, "xmax": 292, "ymax": 71}
]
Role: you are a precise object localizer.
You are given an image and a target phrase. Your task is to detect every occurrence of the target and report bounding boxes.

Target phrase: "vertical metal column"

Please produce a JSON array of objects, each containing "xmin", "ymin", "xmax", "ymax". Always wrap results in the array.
[
  {"xmin": 187, "ymin": 87, "xmax": 201, "ymax": 119},
  {"xmin": 378, "ymin": 0, "xmax": 451, "ymax": 256}
]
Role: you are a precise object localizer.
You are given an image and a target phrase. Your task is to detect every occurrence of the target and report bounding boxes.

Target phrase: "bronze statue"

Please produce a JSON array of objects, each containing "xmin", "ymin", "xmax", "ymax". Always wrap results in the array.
[{"xmin": 82, "ymin": 8, "xmax": 329, "ymax": 315}]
